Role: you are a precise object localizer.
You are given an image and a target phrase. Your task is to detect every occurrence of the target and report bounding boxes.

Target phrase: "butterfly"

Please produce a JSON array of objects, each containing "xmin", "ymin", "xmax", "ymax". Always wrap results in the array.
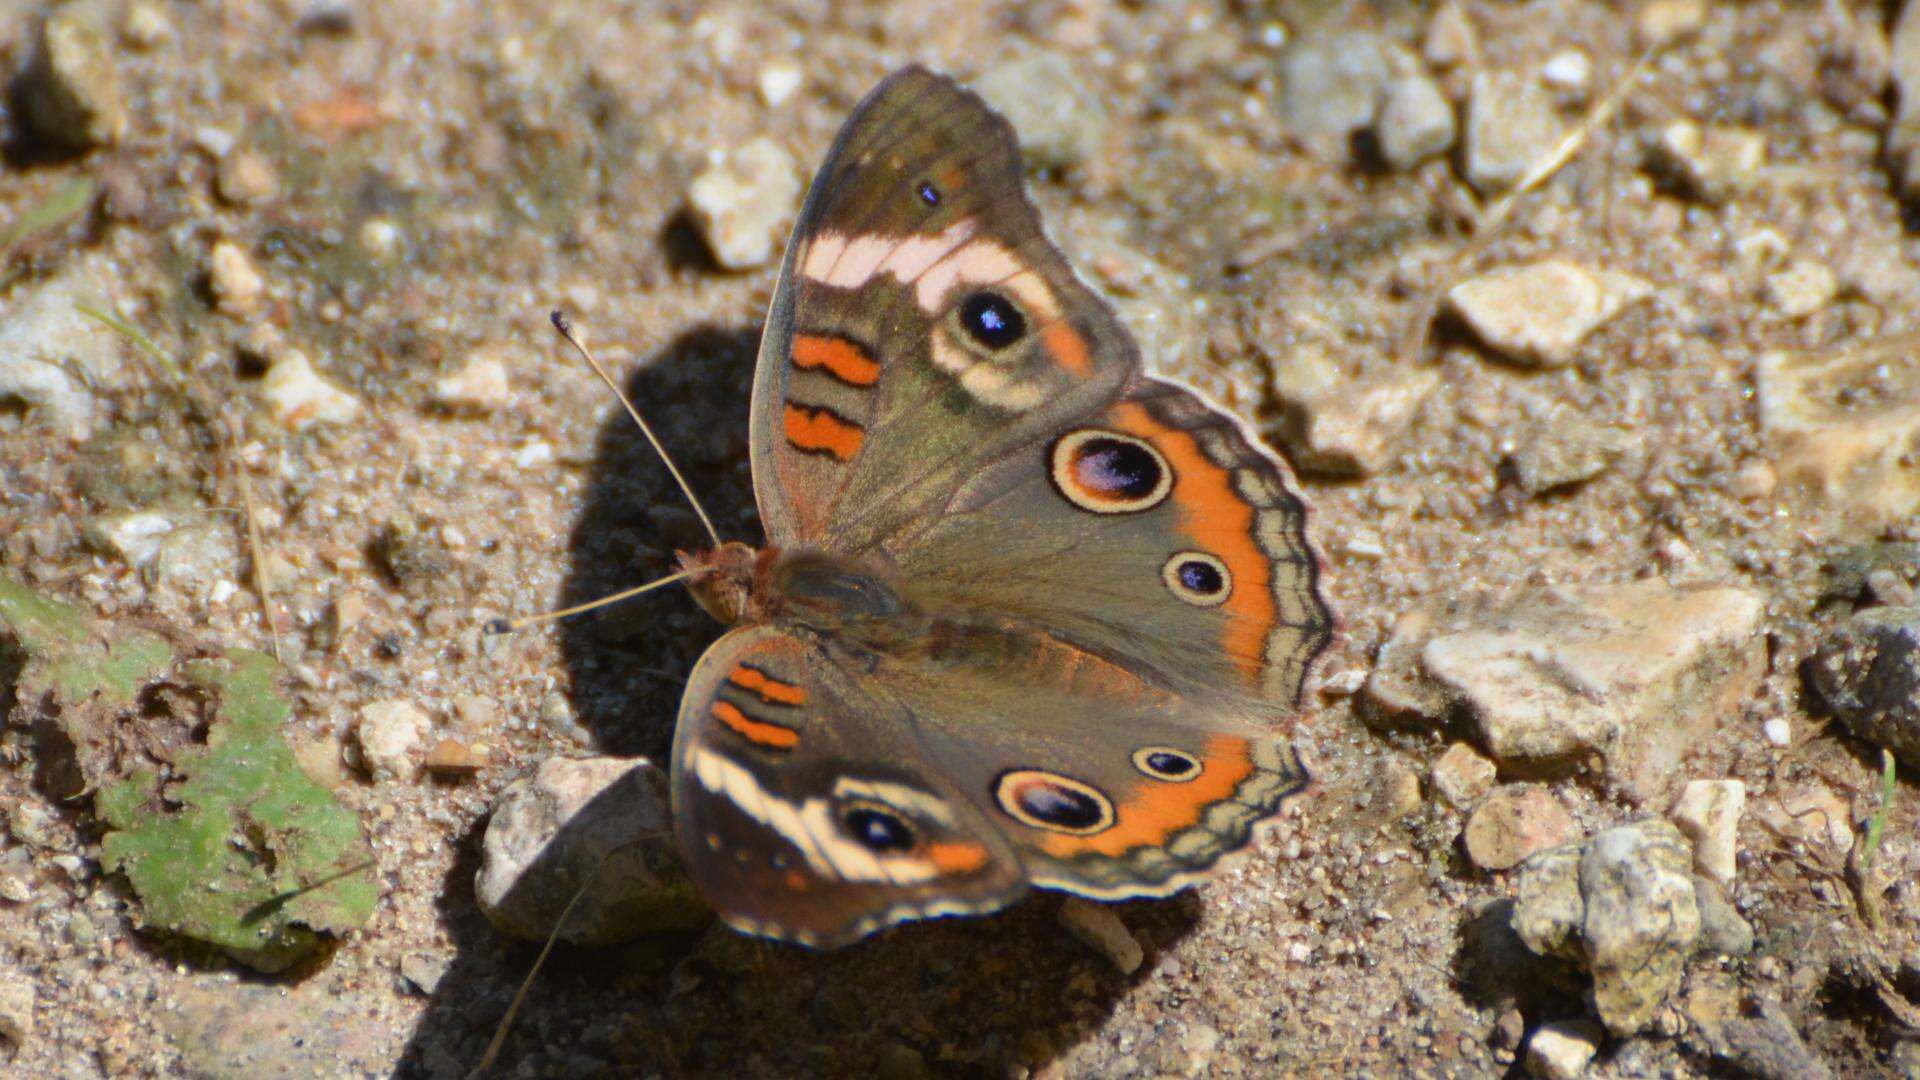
[{"xmin": 667, "ymin": 66, "xmax": 1332, "ymax": 947}]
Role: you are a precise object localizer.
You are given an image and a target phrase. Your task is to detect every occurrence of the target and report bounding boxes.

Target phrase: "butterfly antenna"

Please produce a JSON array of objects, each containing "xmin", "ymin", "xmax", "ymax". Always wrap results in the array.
[
  {"xmin": 549, "ymin": 309, "xmax": 723, "ymax": 549},
  {"xmin": 482, "ymin": 569, "xmax": 692, "ymax": 636}
]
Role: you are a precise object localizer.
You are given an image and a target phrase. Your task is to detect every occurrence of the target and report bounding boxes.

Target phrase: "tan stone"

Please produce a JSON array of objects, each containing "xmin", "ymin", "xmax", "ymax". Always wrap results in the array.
[{"xmin": 1757, "ymin": 340, "xmax": 1920, "ymax": 534}]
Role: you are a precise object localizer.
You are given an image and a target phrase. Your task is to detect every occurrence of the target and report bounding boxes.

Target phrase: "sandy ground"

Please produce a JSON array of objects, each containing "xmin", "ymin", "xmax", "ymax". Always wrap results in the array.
[{"xmin": 1, "ymin": 0, "xmax": 1918, "ymax": 1076}]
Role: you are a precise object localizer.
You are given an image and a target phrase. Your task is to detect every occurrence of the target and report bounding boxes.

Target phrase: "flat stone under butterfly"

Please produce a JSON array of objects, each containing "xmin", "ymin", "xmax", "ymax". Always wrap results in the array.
[{"xmin": 642, "ymin": 67, "xmax": 1331, "ymax": 947}]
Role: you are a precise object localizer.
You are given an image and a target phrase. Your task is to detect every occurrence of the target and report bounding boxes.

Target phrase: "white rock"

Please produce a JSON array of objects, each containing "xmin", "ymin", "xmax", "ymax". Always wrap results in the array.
[
  {"xmin": 262, "ymin": 349, "xmax": 361, "ymax": 430},
  {"xmin": 123, "ymin": 1, "xmax": 171, "ymax": 49},
  {"xmin": 475, "ymin": 756, "xmax": 706, "ymax": 945},
  {"xmin": 1463, "ymin": 70, "xmax": 1562, "ymax": 191},
  {"xmin": 1647, "ymin": 120, "xmax": 1765, "ymax": 203},
  {"xmin": 1756, "ymin": 340, "xmax": 1920, "ymax": 533},
  {"xmin": 756, "ymin": 60, "xmax": 803, "ymax": 108},
  {"xmin": 1423, "ymin": 1, "xmax": 1476, "ymax": 68},
  {"xmin": 1279, "ymin": 32, "xmax": 1390, "ymax": 156},
  {"xmin": 1367, "ymin": 580, "xmax": 1766, "ymax": 803},
  {"xmin": 1762, "ymin": 717, "xmax": 1792, "ymax": 747},
  {"xmin": 512, "ymin": 439, "xmax": 554, "ymax": 468},
  {"xmin": 1525, "ymin": 1019, "xmax": 1602, "ymax": 1079},
  {"xmin": 0, "ymin": 969, "xmax": 33, "ymax": 1047},
  {"xmin": 356, "ymin": 699, "xmax": 430, "ymax": 783},
  {"xmin": 1540, "ymin": 51, "xmax": 1593, "ymax": 94},
  {"xmin": 1637, "ymin": 0, "xmax": 1707, "ymax": 48},
  {"xmin": 208, "ymin": 240, "xmax": 265, "ymax": 317},
  {"xmin": 85, "ymin": 511, "xmax": 175, "ymax": 568},
  {"xmin": 1670, "ymin": 779, "xmax": 1745, "ymax": 885},
  {"xmin": 433, "ymin": 353, "xmax": 510, "ymax": 412},
  {"xmin": 1447, "ymin": 259, "xmax": 1652, "ymax": 368},
  {"xmin": 1763, "ymin": 260, "xmax": 1838, "ymax": 318},
  {"xmin": 1268, "ymin": 357, "xmax": 1438, "ymax": 476},
  {"xmin": 358, "ymin": 217, "xmax": 401, "ymax": 261},
  {"xmin": 0, "ymin": 253, "xmax": 127, "ymax": 440},
  {"xmin": 1058, "ymin": 897, "xmax": 1144, "ymax": 974},
  {"xmin": 686, "ymin": 136, "xmax": 802, "ymax": 270},
  {"xmin": 1375, "ymin": 73, "xmax": 1457, "ymax": 170}
]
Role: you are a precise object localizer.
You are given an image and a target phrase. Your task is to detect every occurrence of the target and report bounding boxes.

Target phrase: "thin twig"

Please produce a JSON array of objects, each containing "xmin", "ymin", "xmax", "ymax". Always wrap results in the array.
[{"xmin": 77, "ymin": 305, "xmax": 283, "ymax": 658}]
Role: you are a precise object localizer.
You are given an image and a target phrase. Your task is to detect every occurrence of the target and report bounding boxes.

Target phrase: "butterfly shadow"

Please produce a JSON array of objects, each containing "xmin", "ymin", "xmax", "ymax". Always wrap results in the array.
[{"xmin": 396, "ymin": 324, "xmax": 1202, "ymax": 1075}]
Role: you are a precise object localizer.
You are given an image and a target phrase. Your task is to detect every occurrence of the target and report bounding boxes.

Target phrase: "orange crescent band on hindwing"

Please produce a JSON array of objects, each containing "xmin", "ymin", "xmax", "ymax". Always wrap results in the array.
[
  {"xmin": 1107, "ymin": 401, "xmax": 1275, "ymax": 686},
  {"xmin": 712, "ymin": 700, "xmax": 801, "ymax": 750},
  {"xmin": 792, "ymin": 334, "xmax": 882, "ymax": 387},
  {"xmin": 1039, "ymin": 735, "xmax": 1256, "ymax": 858},
  {"xmin": 727, "ymin": 664, "xmax": 808, "ymax": 705},
  {"xmin": 925, "ymin": 840, "xmax": 992, "ymax": 874}
]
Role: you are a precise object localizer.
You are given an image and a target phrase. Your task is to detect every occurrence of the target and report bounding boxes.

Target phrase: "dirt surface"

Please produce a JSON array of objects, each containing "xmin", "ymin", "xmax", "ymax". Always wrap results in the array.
[{"xmin": 2, "ymin": 0, "xmax": 1919, "ymax": 1077}]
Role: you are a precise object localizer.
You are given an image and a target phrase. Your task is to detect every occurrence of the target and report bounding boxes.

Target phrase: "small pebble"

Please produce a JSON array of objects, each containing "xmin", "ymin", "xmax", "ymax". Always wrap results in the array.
[
  {"xmin": 1431, "ymin": 743, "xmax": 1497, "ymax": 807},
  {"xmin": 686, "ymin": 136, "xmax": 802, "ymax": 270},
  {"xmin": 84, "ymin": 511, "xmax": 175, "ymax": 568},
  {"xmin": 756, "ymin": 60, "xmax": 803, "ymax": 108},
  {"xmin": 1463, "ymin": 786, "xmax": 1575, "ymax": 871},
  {"xmin": 1763, "ymin": 260, "xmax": 1838, "ymax": 318},
  {"xmin": 1462, "ymin": 70, "xmax": 1561, "ymax": 191},
  {"xmin": 6, "ymin": 803, "xmax": 58, "ymax": 850},
  {"xmin": 1058, "ymin": 897, "xmax": 1144, "ymax": 974},
  {"xmin": 356, "ymin": 699, "xmax": 430, "ymax": 783},
  {"xmin": 1539, "ymin": 50, "xmax": 1592, "ymax": 94},
  {"xmin": 262, "ymin": 350, "xmax": 362, "ymax": 429},
  {"xmin": 1670, "ymin": 779, "xmax": 1744, "ymax": 885},
  {"xmin": 1278, "ymin": 32, "xmax": 1390, "ymax": 157},
  {"xmin": 122, "ymin": 1, "xmax": 171, "ymax": 49},
  {"xmin": 215, "ymin": 152, "xmax": 279, "ymax": 205},
  {"xmin": 432, "ymin": 354, "xmax": 511, "ymax": 413},
  {"xmin": 1525, "ymin": 1020, "xmax": 1603, "ymax": 1080},
  {"xmin": 0, "ymin": 970, "xmax": 34, "ymax": 1047},
  {"xmin": 358, "ymin": 217, "xmax": 401, "ymax": 261},
  {"xmin": 20, "ymin": 8, "xmax": 129, "ymax": 150},
  {"xmin": 1375, "ymin": 73, "xmax": 1456, "ymax": 170},
  {"xmin": 1762, "ymin": 717, "xmax": 1792, "ymax": 747},
  {"xmin": 1423, "ymin": 1, "xmax": 1476, "ymax": 68},
  {"xmin": 1446, "ymin": 259, "xmax": 1652, "ymax": 367},
  {"xmin": 1646, "ymin": 120, "xmax": 1765, "ymax": 203},
  {"xmin": 1729, "ymin": 461, "xmax": 1777, "ymax": 500},
  {"xmin": 399, "ymin": 953, "xmax": 450, "ymax": 996},
  {"xmin": 208, "ymin": 240, "xmax": 266, "ymax": 317},
  {"xmin": 422, "ymin": 738, "xmax": 486, "ymax": 776},
  {"xmin": 1637, "ymin": 0, "xmax": 1707, "ymax": 48}
]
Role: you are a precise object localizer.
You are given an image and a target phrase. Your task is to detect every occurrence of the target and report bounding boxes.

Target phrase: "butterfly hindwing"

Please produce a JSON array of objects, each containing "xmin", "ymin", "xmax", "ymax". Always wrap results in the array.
[{"xmin": 670, "ymin": 624, "xmax": 1028, "ymax": 947}]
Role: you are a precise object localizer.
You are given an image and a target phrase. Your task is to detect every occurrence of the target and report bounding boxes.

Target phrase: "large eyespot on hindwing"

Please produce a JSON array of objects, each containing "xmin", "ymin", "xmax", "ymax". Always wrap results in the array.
[
  {"xmin": 1131, "ymin": 746, "xmax": 1203, "ymax": 783},
  {"xmin": 1162, "ymin": 551, "xmax": 1231, "ymax": 607},
  {"xmin": 994, "ymin": 770, "xmax": 1116, "ymax": 835},
  {"xmin": 1049, "ymin": 429, "xmax": 1173, "ymax": 514}
]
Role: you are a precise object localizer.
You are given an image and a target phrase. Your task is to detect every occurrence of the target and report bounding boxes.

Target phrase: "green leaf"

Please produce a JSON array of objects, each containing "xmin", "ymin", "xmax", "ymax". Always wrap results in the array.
[{"xmin": 1, "ymin": 576, "xmax": 375, "ymax": 973}]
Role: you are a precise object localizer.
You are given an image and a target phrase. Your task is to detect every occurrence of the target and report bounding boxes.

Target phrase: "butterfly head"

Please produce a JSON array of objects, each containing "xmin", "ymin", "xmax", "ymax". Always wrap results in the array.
[{"xmin": 679, "ymin": 541, "xmax": 774, "ymax": 626}]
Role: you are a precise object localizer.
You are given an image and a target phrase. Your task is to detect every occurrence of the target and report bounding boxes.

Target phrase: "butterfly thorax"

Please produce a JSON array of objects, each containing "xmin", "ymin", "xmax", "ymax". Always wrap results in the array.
[
  {"xmin": 683, "ymin": 542, "xmax": 1164, "ymax": 705},
  {"xmin": 681, "ymin": 543, "xmax": 909, "ymax": 636}
]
